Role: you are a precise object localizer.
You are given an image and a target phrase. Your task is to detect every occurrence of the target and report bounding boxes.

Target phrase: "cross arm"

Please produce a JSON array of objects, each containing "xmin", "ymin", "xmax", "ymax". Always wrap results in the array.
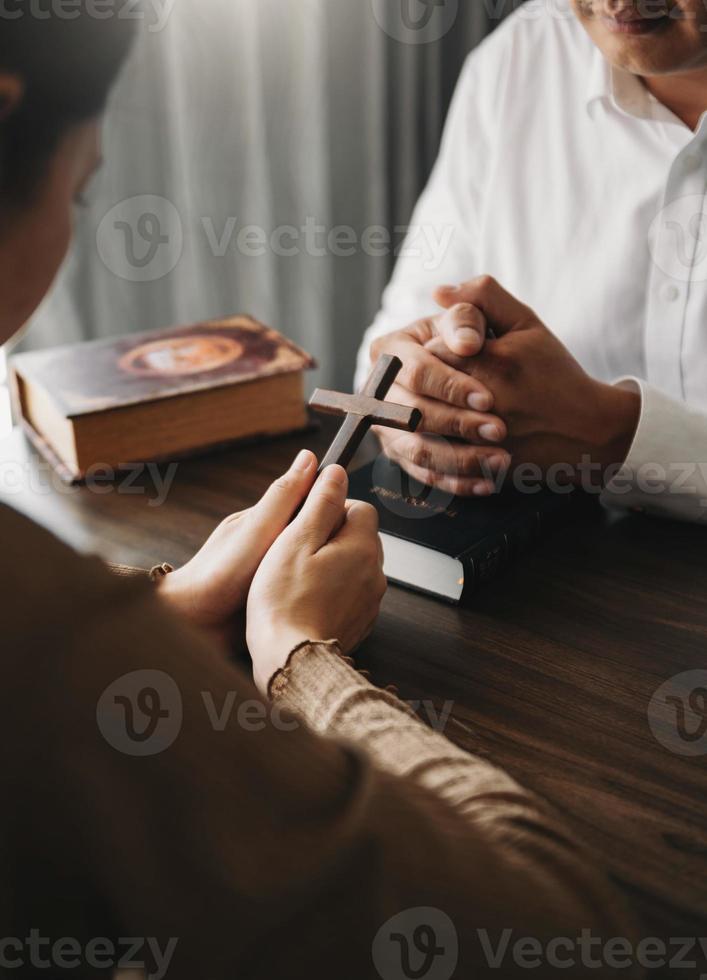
[{"xmin": 309, "ymin": 389, "xmax": 422, "ymax": 431}]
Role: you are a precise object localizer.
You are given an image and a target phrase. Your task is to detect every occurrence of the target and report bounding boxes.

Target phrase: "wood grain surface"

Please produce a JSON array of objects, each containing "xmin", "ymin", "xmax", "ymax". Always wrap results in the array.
[{"xmin": 2, "ymin": 422, "xmax": 705, "ymax": 970}]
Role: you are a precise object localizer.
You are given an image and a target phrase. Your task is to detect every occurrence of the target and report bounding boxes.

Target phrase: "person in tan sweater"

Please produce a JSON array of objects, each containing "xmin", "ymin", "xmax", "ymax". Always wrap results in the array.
[{"xmin": 0, "ymin": 6, "xmax": 643, "ymax": 979}]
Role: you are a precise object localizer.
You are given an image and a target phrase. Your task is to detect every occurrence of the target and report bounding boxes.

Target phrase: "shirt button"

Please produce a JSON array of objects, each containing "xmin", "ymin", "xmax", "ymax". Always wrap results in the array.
[{"xmin": 661, "ymin": 282, "xmax": 680, "ymax": 303}]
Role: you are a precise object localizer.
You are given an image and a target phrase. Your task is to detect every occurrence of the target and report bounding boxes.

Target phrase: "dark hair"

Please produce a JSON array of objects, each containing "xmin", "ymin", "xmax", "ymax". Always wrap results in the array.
[{"xmin": 0, "ymin": 0, "xmax": 136, "ymax": 202}]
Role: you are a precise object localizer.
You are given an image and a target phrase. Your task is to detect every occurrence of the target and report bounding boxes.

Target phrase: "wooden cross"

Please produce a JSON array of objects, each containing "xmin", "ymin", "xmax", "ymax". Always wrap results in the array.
[{"xmin": 309, "ymin": 355, "xmax": 422, "ymax": 473}]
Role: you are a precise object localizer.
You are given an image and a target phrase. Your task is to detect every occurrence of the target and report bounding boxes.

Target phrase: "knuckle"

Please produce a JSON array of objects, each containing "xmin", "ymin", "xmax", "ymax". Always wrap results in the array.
[
  {"xmin": 350, "ymin": 500, "xmax": 380, "ymax": 531},
  {"xmin": 405, "ymin": 357, "xmax": 428, "ymax": 393},
  {"xmin": 372, "ymin": 326, "xmax": 407, "ymax": 360},
  {"xmin": 373, "ymin": 424, "xmax": 393, "ymax": 446},
  {"xmin": 272, "ymin": 476, "xmax": 293, "ymax": 493},
  {"xmin": 361, "ymin": 501, "xmax": 379, "ymax": 526},
  {"xmin": 409, "ymin": 440, "xmax": 434, "ymax": 471},
  {"xmin": 456, "ymin": 450, "xmax": 478, "ymax": 476},
  {"xmin": 370, "ymin": 336, "xmax": 386, "ymax": 360},
  {"xmin": 451, "ymin": 302, "xmax": 472, "ymax": 316},
  {"xmin": 448, "ymin": 449, "xmax": 467, "ymax": 478},
  {"xmin": 221, "ymin": 510, "xmax": 246, "ymax": 528},
  {"xmin": 475, "ymin": 274, "xmax": 497, "ymax": 292},
  {"xmin": 448, "ymin": 410, "xmax": 467, "ymax": 439},
  {"xmin": 316, "ymin": 489, "xmax": 343, "ymax": 510},
  {"xmin": 439, "ymin": 372, "xmax": 461, "ymax": 406}
]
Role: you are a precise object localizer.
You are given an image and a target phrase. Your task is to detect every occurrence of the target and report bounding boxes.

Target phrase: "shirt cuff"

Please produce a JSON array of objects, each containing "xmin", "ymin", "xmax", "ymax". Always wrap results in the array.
[{"xmin": 601, "ymin": 377, "xmax": 707, "ymax": 522}]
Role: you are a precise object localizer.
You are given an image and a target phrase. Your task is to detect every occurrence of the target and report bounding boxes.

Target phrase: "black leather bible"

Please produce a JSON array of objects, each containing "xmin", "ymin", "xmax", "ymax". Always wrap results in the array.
[{"xmin": 348, "ymin": 457, "xmax": 594, "ymax": 604}]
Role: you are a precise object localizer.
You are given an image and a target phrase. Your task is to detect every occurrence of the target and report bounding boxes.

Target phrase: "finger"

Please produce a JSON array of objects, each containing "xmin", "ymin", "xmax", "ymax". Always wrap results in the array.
[
  {"xmin": 372, "ymin": 327, "xmax": 492, "ymax": 410},
  {"xmin": 290, "ymin": 464, "xmax": 348, "ymax": 552},
  {"xmin": 346, "ymin": 499, "xmax": 384, "ymax": 564},
  {"xmin": 219, "ymin": 508, "xmax": 250, "ymax": 529},
  {"xmin": 385, "ymin": 453, "xmax": 501, "ymax": 498},
  {"xmin": 338, "ymin": 503, "xmax": 385, "ymax": 579},
  {"xmin": 385, "ymin": 383, "xmax": 505, "ymax": 444},
  {"xmin": 249, "ymin": 449, "xmax": 317, "ymax": 535},
  {"xmin": 333, "ymin": 503, "xmax": 381, "ymax": 569},
  {"xmin": 435, "ymin": 303, "xmax": 487, "ymax": 357},
  {"xmin": 434, "ymin": 276, "xmax": 532, "ymax": 336},
  {"xmin": 370, "ymin": 316, "xmax": 437, "ymax": 356},
  {"xmin": 379, "ymin": 429, "xmax": 510, "ymax": 479},
  {"xmin": 419, "ymin": 343, "xmax": 495, "ymax": 411},
  {"xmin": 337, "ymin": 500, "xmax": 380, "ymax": 543},
  {"xmin": 384, "ymin": 343, "xmax": 493, "ymax": 411}
]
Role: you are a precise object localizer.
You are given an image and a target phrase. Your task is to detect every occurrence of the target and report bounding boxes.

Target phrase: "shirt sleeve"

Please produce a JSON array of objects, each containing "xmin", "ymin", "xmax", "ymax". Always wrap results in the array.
[
  {"xmin": 601, "ymin": 377, "xmax": 707, "ymax": 524},
  {"xmin": 354, "ymin": 50, "xmax": 493, "ymax": 389},
  {"xmin": 1, "ymin": 502, "xmax": 643, "ymax": 978},
  {"xmin": 271, "ymin": 641, "xmax": 642, "ymax": 977}
]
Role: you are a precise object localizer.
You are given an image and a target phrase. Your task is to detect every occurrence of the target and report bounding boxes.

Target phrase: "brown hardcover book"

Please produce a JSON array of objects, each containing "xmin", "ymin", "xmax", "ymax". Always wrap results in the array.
[{"xmin": 10, "ymin": 315, "xmax": 316, "ymax": 482}]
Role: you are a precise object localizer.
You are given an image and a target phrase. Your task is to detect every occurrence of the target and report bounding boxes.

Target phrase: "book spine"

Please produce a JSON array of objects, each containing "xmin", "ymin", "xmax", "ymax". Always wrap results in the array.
[{"xmin": 459, "ymin": 511, "xmax": 542, "ymax": 602}]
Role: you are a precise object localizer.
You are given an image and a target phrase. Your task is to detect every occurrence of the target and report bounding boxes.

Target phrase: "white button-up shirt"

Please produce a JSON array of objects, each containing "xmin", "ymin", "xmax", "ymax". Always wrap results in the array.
[{"xmin": 356, "ymin": 1, "xmax": 707, "ymax": 522}]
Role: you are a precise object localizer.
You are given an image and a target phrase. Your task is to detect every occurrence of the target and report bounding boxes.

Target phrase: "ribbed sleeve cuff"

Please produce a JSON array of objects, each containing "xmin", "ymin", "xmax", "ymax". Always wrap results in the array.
[{"xmin": 269, "ymin": 640, "xmax": 388, "ymax": 731}]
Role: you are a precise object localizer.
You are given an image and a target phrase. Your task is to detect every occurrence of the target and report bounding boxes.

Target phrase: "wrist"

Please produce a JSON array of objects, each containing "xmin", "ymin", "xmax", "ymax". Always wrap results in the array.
[
  {"xmin": 249, "ymin": 626, "xmax": 330, "ymax": 695},
  {"xmin": 587, "ymin": 381, "xmax": 640, "ymax": 481},
  {"xmin": 157, "ymin": 565, "xmax": 200, "ymax": 623}
]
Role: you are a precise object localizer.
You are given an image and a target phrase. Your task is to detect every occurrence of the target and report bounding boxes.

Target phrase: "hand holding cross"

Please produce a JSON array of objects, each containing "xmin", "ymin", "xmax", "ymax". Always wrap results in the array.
[{"xmin": 309, "ymin": 355, "xmax": 422, "ymax": 473}]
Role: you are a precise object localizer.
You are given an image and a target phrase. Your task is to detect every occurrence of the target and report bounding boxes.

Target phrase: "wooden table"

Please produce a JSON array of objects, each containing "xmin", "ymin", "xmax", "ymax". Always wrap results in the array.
[{"xmin": 2, "ymin": 423, "xmax": 706, "ymax": 965}]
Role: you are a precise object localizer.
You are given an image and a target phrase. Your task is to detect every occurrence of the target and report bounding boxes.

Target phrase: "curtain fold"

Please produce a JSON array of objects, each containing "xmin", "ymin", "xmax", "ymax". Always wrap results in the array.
[{"xmin": 19, "ymin": 0, "xmax": 520, "ymax": 389}]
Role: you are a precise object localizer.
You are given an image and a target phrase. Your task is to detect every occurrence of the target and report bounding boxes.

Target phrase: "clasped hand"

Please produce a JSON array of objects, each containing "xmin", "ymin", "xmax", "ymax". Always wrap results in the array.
[
  {"xmin": 159, "ymin": 451, "xmax": 387, "ymax": 693},
  {"xmin": 370, "ymin": 276, "xmax": 640, "ymax": 497}
]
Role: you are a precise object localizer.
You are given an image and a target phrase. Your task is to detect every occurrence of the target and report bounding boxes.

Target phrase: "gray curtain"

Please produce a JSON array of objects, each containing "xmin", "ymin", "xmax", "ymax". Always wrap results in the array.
[{"xmin": 23, "ymin": 0, "xmax": 521, "ymax": 389}]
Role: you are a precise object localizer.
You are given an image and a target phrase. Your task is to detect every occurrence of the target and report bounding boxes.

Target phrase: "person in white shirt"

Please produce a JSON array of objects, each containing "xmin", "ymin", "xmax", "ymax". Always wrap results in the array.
[{"xmin": 357, "ymin": 0, "xmax": 707, "ymax": 523}]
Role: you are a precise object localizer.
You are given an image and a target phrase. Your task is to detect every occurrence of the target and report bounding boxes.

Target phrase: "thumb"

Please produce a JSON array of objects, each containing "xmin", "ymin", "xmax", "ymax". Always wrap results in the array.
[
  {"xmin": 434, "ymin": 302, "xmax": 487, "ymax": 357},
  {"xmin": 249, "ymin": 449, "xmax": 317, "ymax": 536},
  {"xmin": 434, "ymin": 277, "xmax": 532, "ymax": 336},
  {"xmin": 290, "ymin": 465, "xmax": 348, "ymax": 552}
]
